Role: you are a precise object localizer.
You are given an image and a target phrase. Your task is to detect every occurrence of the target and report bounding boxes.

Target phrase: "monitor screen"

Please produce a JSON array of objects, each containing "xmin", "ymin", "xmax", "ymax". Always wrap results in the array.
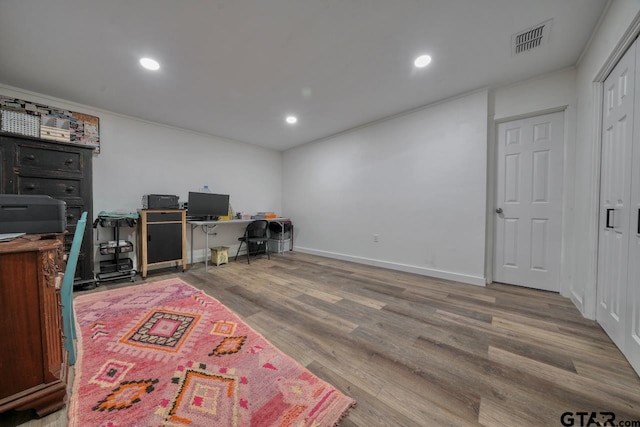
[{"xmin": 187, "ymin": 192, "xmax": 230, "ymax": 220}]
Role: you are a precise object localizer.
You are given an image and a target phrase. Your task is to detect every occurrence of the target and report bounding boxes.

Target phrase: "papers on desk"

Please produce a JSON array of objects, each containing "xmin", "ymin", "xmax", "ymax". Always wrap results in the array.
[{"xmin": 0, "ymin": 232, "xmax": 26, "ymax": 242}]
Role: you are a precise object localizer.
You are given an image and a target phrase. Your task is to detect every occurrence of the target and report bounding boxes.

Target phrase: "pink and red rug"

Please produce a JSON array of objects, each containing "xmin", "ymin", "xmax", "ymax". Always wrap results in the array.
[{"xmin": 69, "ymin": 278, "xmax": 355, "ymax": 426}]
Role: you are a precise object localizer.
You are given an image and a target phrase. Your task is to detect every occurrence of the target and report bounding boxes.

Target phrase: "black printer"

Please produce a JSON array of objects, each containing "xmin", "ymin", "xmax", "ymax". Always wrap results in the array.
[
  {"xmin": 0, "ymin": 194, "xmax": 66, "ymax": 234},
  {"xmin": 141, "ymin": 194, "xmax": 179, "ymax": 209}
]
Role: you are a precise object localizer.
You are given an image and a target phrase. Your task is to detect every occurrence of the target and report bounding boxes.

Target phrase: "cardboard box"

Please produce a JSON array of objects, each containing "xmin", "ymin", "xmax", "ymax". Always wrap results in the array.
[{"xmin": 210, "ymin": 246, "xmax": 229, "ymax": 266}]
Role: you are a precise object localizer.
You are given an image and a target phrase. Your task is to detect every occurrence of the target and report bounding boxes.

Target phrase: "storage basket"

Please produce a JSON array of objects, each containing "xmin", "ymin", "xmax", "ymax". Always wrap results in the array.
[
  {"xmin": 0, "ymin": 109, "xmax": 40, "ymax": 137},
  {"xmin": 99, "ymin": 241, "xmax": 134, "ymax": 255},
  {"xmin": 269, "ymin": 238, "xmax": 290, "ymax": 253}
]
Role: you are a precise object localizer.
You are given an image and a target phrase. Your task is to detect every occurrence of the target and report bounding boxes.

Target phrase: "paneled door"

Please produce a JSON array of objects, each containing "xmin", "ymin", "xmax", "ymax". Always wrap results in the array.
[
  {"xmin": 597, "ymin": 39, "xmax": 640, "ymax": 375},
  {"xmin": 494, "ymin": 112, "xmax": 564, "ymax": 291},
  {"xmin": 627, "ymin": 41, "xmax": 640, "ymax": 373},
  {"xmin": 597, "ymin": 41, "xmax": 636, "ymax": 350}
]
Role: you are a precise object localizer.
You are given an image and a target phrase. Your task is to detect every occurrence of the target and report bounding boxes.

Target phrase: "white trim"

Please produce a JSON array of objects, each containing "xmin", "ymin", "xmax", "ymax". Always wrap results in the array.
[
  {"xmin": 593, "ymin": 12, "xmax": 640, "ymax": 82},
  {"xmin": 295, "ymin": 247, "xmax": 487, "ymax": 287},
  {"xmin": 571, "ymin": 289, "xmax": 584, "ymax": 309},
  {"xmin": 485, "ymin": 105, "xmax": 496, "ymax": 285},
  {"xmin": 580, "ymin": 83, "xmax": 605, "ymax": 320},
  {"xmin": 493, "ymin": 105, "xmax": 567, "ymax": 125},
  {"xmin": 559, "ymin": 103, "xmax": 578, "ymax": 300},
  {"xmin": 576, "ymin": 0, "xmax": 615, "ymax": 66}
]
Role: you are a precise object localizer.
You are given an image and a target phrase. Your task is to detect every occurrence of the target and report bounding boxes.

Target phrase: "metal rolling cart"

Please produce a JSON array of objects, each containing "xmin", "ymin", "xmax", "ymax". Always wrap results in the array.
[{"xmin": 93, "ymin": 212, "xmax": 139, "ymax": 284}]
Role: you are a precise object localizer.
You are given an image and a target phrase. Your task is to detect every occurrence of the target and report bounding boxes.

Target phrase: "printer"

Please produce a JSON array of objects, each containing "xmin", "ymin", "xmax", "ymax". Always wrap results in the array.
[
  {"xmin": 0, "ymin": 194, "xmax": 67, "ymax": 234},
  {"xmin": 141, "ymin": 194, "xmax": 180, "ymax": 209}
]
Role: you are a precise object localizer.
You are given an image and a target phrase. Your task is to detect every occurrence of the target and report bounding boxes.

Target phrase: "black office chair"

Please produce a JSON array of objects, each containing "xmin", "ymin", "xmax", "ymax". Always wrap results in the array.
[{"xmin": 235, "ymin": 220, "xmax": 270, "ymax": 264}]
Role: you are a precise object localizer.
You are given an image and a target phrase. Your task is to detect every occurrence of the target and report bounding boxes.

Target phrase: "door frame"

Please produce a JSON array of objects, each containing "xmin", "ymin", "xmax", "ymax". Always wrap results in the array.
[{"xmin": 487, "ymin": 107, "xmax": 569, "ymax": 289}]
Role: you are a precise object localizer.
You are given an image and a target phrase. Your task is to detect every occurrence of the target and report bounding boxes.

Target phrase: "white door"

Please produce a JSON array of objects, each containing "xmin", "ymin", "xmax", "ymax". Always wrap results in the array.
[
  {"xmin": 627, "ymin": 45, "xmax": 640, "ymax": 372},
  {"xmin": 494, "ymin": 112, "xmax": 564, "ymax": 291},
  {"xmin": 596, "ymin": 41, "xmax": 636, "ymax": 350}
]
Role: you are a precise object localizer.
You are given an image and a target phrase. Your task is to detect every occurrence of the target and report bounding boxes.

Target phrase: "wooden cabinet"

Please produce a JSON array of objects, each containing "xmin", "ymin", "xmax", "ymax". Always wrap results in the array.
[
  {"xmin": 0, "ymin": 234, "xmax": 68, "ymax": 417},
  {"xmin": 0, "ymin": 135, "xmax": 94, "ymax": 284},
  {"xmin": 137, "ymin": 209, "xmax": 187, "ymax": 278}
]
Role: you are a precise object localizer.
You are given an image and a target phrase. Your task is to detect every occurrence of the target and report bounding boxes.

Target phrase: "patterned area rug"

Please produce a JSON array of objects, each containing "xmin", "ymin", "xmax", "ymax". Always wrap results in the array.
[{"xmin": 69, "ymin": 278, "xmax": 355, "ymax": 426}]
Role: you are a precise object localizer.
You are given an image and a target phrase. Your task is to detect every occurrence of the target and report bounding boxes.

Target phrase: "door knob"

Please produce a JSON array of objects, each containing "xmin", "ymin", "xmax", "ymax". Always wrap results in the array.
[{"xmin": 496, "ymin": 208, "xmax": 503, "ymax": 214}]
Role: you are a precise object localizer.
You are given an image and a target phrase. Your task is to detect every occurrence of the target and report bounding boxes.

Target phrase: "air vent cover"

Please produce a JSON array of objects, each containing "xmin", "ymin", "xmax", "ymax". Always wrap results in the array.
[{"xmin": 512, "ymin": 19, "xmax": 552, "ymax": 55}]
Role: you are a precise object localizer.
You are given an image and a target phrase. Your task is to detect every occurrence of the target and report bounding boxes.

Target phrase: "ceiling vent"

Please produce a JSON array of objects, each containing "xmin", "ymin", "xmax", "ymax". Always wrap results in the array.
[{"xmin": 512, "ymin": 19, "xmax": 552, "ymax": 55}]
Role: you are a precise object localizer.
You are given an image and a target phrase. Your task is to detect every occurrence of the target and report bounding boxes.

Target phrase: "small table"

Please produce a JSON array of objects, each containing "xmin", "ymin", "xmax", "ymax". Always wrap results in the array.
[{"xmin": 188, "ymin": 218, "xmax": 293, "ymax": 271}]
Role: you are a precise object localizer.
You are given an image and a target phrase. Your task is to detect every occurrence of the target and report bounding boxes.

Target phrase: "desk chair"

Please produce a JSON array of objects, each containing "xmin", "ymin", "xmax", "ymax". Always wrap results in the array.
[
  {"xmin": 235, "ymin": 220, "xmax": 270, "ymax": 264},
  {"xmin": 61, "ymin": 211, "xmax": 87, "ymax": 365}
]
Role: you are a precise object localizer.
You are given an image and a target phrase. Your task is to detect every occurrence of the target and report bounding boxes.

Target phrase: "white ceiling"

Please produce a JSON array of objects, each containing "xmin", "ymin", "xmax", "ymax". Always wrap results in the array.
[{"xmin": 0, "ymin": 0, "xmax": 608, "ymax": 151}]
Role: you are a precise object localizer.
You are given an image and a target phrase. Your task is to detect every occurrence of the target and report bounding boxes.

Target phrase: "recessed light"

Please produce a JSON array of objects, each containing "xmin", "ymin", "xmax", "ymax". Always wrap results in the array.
[
  {"xmin": 139, "ymin": 57, "xmax": 160, "ymax": 71},
  {"xmin": 414, "ymin": 54, "xmax": 432, "ymax": 68},
  {"xmin": 285, "ymin": 116, "xmax": 298, "ymax": 124}
]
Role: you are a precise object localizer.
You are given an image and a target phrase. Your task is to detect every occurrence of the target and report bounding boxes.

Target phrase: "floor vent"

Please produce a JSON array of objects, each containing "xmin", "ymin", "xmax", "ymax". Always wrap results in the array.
[{"xmin": 512, "ymin": 19, "xmax": 552, "ymax": 55}]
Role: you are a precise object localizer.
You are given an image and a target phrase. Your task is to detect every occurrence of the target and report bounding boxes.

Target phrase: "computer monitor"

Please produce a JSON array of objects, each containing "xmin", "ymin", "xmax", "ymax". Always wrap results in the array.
[{"xmin": 187, "ymin": 192, "xmax": 230, "ymax": 220}]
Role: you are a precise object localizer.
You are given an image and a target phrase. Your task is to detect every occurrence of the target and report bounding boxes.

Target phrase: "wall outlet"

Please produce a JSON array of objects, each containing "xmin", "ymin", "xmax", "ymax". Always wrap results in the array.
[{"xmin": 373, "ymin": 234, "xmax": 379, "ymax": 243}]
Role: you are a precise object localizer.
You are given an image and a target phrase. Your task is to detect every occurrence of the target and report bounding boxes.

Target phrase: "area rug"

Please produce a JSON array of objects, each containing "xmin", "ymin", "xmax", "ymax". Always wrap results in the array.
[{"xmin": 69, "ymin": 278, "xmax": 355, "ymax": 426}]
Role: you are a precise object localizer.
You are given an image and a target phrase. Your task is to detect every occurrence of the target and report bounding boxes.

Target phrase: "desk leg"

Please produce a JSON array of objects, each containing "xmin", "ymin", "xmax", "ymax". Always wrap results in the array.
[
  {"xmin": 202, "ymin": 224, "xmax": 218, "ymax": 272},
  {"xmin": 190, "ymin": 225, "xmax": 194, "ymax": 265},
  {"xmin": 205, "ymin": 227, "xmax": 209, "ymax": 272},
  {"xmin": 290, "ymin": 224, "xmax": 294, "ymax": 251},
  {"xmin": 279, "ymin": 221, "xmax": 284, "ymax": 254}
]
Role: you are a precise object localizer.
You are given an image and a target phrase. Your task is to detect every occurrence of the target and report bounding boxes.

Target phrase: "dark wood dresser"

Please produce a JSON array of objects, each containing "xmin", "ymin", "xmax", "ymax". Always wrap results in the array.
[
  {"xmin": 0, "ymin": 134, "xmax": 94, "ymax": 284},
  {"xmin": 0, "ymin": 234, "xmax": 68, "ymax": 417}
]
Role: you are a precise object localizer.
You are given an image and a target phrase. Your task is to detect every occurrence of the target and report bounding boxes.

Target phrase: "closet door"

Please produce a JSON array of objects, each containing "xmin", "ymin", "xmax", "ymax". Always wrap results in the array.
[
  {"xmin": 596, "ymin": 40, "xmax": 636, "ymax": 350},
  {"xmin": 626, "ymin": 42, "xmax": 640, "ymax": 374}
]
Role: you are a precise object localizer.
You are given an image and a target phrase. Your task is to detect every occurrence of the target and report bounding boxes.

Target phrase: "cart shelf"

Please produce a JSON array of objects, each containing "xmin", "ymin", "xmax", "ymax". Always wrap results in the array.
[{"xmin": 93, "ymin": 212, "xmax": 139, "ymax": 284}]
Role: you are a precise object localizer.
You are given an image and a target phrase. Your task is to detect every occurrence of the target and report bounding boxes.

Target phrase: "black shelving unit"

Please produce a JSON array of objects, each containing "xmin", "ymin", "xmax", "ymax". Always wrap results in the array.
[{"xmin": 94, "ymin": 215, "xmax": 137, "ymax": 283}]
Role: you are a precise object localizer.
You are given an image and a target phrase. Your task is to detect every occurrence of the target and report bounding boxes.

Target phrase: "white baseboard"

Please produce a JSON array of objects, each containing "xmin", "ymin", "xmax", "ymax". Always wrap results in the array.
[{"xmin": 295, "ymin": 247, "xmax": 486, "ymax": 287}]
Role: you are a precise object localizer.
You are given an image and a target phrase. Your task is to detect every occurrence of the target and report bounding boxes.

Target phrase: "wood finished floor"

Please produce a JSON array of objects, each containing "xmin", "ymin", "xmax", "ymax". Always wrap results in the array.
[{"xmin": 4, "ymin": 252, "xmax": 640, "ymax": 426}]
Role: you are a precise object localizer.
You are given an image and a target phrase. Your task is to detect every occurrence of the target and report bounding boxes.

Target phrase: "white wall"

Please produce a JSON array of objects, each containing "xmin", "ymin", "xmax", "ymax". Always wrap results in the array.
[
  {"xmin": 0, "ymin": 84, "xmax": 283, "ymax": 269},
  {"xmin": 283, "ymin": 90, "xmax": 488, "ymax": 286},
  {"xmin": 492, "ymin": 68, "xmax": 577, "ymax": 121},
  {"xmin": 490, "ymin": 68, "xmax": 577, "ymax": 297},
  {"xmin": 572, "ymin": 0, "xmax": 640, "ymax": 318}
]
